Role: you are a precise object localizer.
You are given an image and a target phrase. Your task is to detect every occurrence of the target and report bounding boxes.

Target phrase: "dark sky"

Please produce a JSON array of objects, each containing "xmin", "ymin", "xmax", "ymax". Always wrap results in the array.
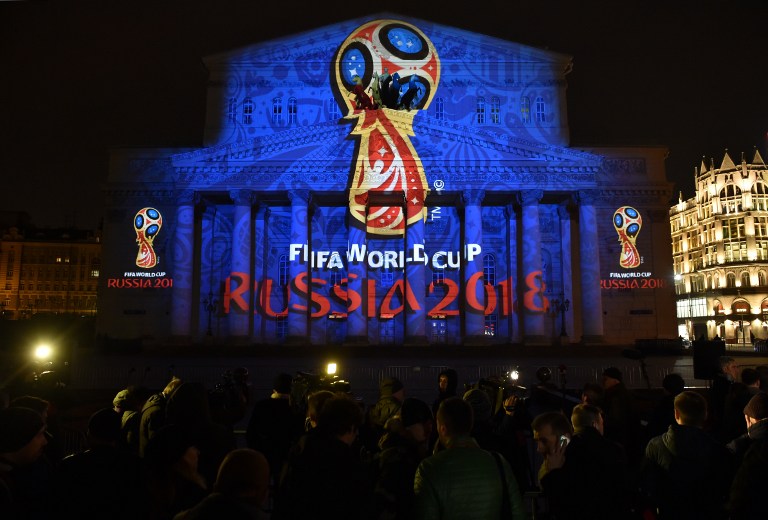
[{"xmin": 1, "ymin": 0, "xmax": 766, "ymax": 229}]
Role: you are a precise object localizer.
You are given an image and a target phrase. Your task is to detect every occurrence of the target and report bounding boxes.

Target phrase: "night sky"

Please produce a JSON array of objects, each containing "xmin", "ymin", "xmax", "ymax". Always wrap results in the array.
[{"xmin": 1, "ymin": 0, "xmax": 766, "ymax": 229}]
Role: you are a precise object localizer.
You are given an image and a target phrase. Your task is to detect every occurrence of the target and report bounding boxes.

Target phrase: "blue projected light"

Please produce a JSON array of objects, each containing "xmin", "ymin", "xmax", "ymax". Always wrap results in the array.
[
  {"xmin": 135, "ymin": 215, "xmax": 144, "ymax": 229},
  {"xmin": 146, "ymin": 224, "xmax": 159, "ymax": 238},
  {"xmin": 627, "ymin": 223, "xmax": 640, "ymax": 236},
  {"xmin": 614, "ymin": 214, "xmax": 624, "ymax": 228},
  {"xmin": 386, "ymin": 27, "xmax": 424, "ymax": 55},
  {"xmin": 147, "ymin": 208, "xmax": 160, "ymax": 219},
  {"xmin": 624, "ymin": 207, "xmax": 639, "ymax": 218}
]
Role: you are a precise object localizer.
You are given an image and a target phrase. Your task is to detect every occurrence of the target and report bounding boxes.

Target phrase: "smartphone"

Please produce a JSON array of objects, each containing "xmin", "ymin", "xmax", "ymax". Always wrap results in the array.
[{"xmin": 558, "ymin": 435, "xmax": 569, "ymax": 448}]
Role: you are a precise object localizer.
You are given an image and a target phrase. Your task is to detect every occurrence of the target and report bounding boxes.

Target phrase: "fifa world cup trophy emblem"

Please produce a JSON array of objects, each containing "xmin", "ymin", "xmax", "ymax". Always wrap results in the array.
[
  {"xmin": 333, "ymin": 20, "xmax": 440, "ymax": 235},
  {"xmin": 134, "ymin": 207, "xmax": 163, "ymax": 269},
  {"xmin": 613, "ymin": 206, "xmax": 642, "ymax": 269}
]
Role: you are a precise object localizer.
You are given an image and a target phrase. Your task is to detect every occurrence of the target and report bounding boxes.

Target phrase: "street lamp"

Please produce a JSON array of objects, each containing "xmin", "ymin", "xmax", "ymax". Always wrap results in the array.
[
  {"xmin": 552, "ymin": 294, "xmax": 570, "ymax": 337},
  {"xmin": 203, "ymin": 291, "xmax": 218, "ymax": 336}
]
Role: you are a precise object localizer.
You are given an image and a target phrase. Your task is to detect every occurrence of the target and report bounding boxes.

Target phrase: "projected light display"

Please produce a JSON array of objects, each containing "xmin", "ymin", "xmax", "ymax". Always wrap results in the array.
[{"xmin": 99, "ymin": 15, "xmax": 676, "ymax": 345}]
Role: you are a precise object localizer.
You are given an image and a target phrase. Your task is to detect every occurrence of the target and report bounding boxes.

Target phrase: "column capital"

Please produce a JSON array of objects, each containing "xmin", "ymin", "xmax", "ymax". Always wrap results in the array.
[
  {"xmin": 229, "ymin": 189, "xmax": 255, "ymax": 207},
  {"xmin": 462, "ymin": 189, "xmax": 485, "ymax": 206},
  {"xmin": 518, "ymin": 189, "xmax": 543, "ymax": 206},
  {"xmin": 576, "ymin": 190, "xmax": 600, "ymax": 206},
  {"xmin": 287, "ymin": 189, "xmax": 311, "ymax": 205},
  {"xmin": 176, "ymin": 189, "xmax": 198, "ymax": 206}
]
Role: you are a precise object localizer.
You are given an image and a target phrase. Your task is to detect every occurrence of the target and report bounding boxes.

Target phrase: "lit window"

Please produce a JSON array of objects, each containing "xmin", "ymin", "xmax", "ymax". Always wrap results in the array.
[
  {"xmin": 242, "ymin": 97, "xmax": 254, "ymax": 125},
  {"xmin": 288, "ymin": 97, "xmax": 297, "ymax": 125},
  {"xmin": 430, "ymin": 318, "xmax": 446, "ymax": 343},
  {"xmin": 272, "ymin": 97, "xmax": 282, "ymax": 125},
  {"xmin": 435, "ymin": 97, "xmax": 445, "ymax": 120},
  {"xmin": 491, "ymin": 96, "xmax": 500, "ymax": 124},
  {"xmin": 227, "ymin": 98, "xmax": 237, "ymax": 123},
  {"xmin": 476, "ymin": 97, "xmax": 486, "ymax": 124},
  {"xmin": 279, "ymin": 254, "xmax": 289, "ymax": 287},
  {"xmin": 520, "ymin": 97, "xmax": 531, "ymax": 124},
  {"xmin": 535, "ymin": 96, "xmax": 546, "ymax": 123},
  {"xmin": 484, "ymin": 314, "xmax": 497, "ymax": 336},
  {"xmin": 483, "ymin": 254, "xmax": 496, "ymax": 286},
  {"xmin": 90, "ymin": 269, "xmax": 99, "ymax": 278}
]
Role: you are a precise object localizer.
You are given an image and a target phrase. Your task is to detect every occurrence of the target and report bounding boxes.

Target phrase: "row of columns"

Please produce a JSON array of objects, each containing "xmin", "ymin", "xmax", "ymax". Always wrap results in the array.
[{"xmin": 169, "ymin": 188, "xmax": 604, "ymax": 344}]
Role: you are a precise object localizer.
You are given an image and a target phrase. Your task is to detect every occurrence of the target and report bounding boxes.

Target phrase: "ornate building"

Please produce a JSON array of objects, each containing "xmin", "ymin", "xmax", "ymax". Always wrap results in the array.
[
  {"xmin": 98, "ymin": 15, "xmax": 676, "ymax": 347},
  {"xmin": 0, "ymin": 226, "xmax": 101, "ymax": 319},
  {"xmin": 671, "ymin": 149, "xmax": 768, "ymax": 345}
]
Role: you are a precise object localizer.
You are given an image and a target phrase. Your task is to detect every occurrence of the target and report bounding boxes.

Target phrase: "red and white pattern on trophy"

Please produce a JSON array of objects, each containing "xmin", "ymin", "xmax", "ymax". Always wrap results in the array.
[
  {"xmin": 334, "ymin": 19, "xmax": 440, "ymax": 235},
  {"xmin": 134, "ymin": 207, "xmax": 163, "ymax": 269}
]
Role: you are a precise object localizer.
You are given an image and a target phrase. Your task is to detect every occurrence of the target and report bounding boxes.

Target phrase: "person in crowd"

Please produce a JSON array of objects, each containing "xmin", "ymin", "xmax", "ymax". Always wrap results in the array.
[
  {"xmin": 721, "ymin": 367, "xmax": 763, "ymax": 443},
  {"xmin": 601, "ymin": 366, "xmax": 640, "ymax": 464},
  {"xmin": 432, "ymin": 368, "xmax": 458, "ymax": 417},
  {"xmin": 579, "ymin": 382, "xmax": 605, "ymax": 409},
  {"xmin": 143, "ymin": 423, "xmax": 209, "ymax": 520},
  {"xmin": 414, "ymin": 397, "xmax": 525, "ymax": 520},
  {"xmin": 246, "ymin": 373, "xmax": 304, "ymax": 479},
  {"xmin": 9, "ymin": 394, "xmax": 63, "ymax": 463},
  {"xmin": 303, "ymin": 389, "xmax": 335, "ymax": 431},
  {"xmin": 174, "ymin": 448, "xmax": 271, "ymax": 520},
  {"xmin": 55, "ymin": 407, "xmax": 143, "ymax": 519},
  {"xmin": 209, "ymin": 367, "xmax": 252, "ymax": 431},
  {"xmin": 272, "ymin": 394, "xmax": 374, "ymax": 519},
  {"xmin": 374, "ymin": 397, "xmax": 434, "ymax": 520},
  {"xmin": 533, "ymin": 405, "xmax": 633, "ymax": 519},
  {"xmin": 726, "ymin": 392, "xmax": 768, "ymax": 467},
  {"xmin": 113, "ymin": 385, "xmax": 152, "ymax": 456},
  {"xmin": 363, "ymin": 377, "xmax": 405, "ymax": 452},
  {"xmin": 710, "ymin": 356, "xmax": 739, "ymax": 438},
  {"xmin": 164, "ymin": 381, "xmax": 236, "ymax": 487},
  {"xmin": 0, "ymin": 406, "xmax": 51, "ymax": 518},
  {"xmin": 531, "ymin": 411, "xmax": 572, "ymax": 488},
  {"xmin": 140, "ymin": 376, "xmax": 183, "ymax": 457},
  {"xmin": 645, "ymin": 373, "xmax": 685, "ymax": 441},
  {"xmin": 640, "ymin": 390, "xmax": 734, "ymax": 520},
  {"xmin": 728, "ymin": 392, "xmax": 768, "ymax": 519}
]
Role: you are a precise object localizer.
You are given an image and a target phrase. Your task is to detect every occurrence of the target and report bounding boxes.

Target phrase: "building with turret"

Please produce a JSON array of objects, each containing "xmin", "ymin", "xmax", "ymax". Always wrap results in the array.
[{"xmin": 670, "ymin": 149, "xmax": 768, "ymax": 345}]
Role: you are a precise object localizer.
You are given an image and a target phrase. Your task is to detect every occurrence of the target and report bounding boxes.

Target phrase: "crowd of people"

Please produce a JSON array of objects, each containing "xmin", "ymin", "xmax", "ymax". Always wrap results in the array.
[{"xmin": 2, "ymin": 357, "xmax": 768, "ymax": 519}]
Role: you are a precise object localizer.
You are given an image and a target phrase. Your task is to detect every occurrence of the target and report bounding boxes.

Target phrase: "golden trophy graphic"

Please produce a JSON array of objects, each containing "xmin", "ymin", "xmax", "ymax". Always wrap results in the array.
[
  {"xmin": 613, "ymin": 206, "xmax": 642, "ymax": 268},
  {"xmin": 134, "ymin": 207, "xmax": 162, "ymax": 269}
]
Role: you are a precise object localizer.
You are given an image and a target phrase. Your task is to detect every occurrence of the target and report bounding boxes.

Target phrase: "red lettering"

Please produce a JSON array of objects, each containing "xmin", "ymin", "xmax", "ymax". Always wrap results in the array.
[{"xmin": 523, "ymin": 270, "xmax": 548, "ymax": 312}]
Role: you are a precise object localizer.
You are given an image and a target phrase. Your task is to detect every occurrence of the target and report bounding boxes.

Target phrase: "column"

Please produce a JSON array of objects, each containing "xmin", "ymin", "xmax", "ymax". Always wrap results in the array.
[
  {"xmin": 519, "ymin": 189, "xmax": 547, "ymax": 343},
  {"xmin": 557, "ymin": 204, "xmax": 574, "ymax": 343},
  {"xmin": 505, "ymin": 203, "xmax": 521, "ymax": 343},
  {"xmin": 463, "ymin": 189, "xmax": 485, "ymax": 340},
  {"xmin": 253, "ymin": 205, "xmax": 269, "ymax": 344},
  {"xmin": 287, "ymin": 190, "xmax": 310, "ymax": 341},
  {"xmin": 405, "ymin": 207, "xmax": 427, "ymax": 344},
  {"xmin": 346, "ymin": 217, "xmax": 368, "ymax": 344},
  {"xmin": 577, "ymin": 190, "xmax": 604, "ymax": 341},
  {"xmin": 170, "ymin": 189, "xmax": 197, "ymax": 339},
  {"xmin": 229, "ymin": 189, "xmax": 254, "ymax": 341}
]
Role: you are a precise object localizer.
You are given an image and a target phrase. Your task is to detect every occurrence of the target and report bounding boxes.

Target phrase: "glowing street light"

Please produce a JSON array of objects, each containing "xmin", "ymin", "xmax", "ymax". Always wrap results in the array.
[{"xmin": 326, "ymin": 362, "xmax": 337, "ymax": 376}]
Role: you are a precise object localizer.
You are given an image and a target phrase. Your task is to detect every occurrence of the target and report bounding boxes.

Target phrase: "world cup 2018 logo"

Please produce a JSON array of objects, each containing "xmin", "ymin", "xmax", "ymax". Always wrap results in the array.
[
  {"xmin": 334, "ymin": 20, "xmax": 440, "ymax": 236},
  {"xmin": 134, "ymin": 207, "xmax": 162, "ymax": 269},
  {"xmin": 613, "ymin": 206, "xmax": 642, "ymax": 268}
]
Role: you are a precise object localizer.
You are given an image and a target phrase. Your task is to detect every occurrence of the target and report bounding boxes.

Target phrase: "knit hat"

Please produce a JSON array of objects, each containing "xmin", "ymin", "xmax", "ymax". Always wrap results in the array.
[
  {"xmin": 113, "ymin": 389, "xmax": 131, "ymax": 409},
  {"xmin": 380, "ymin": 377, "xmax": 404, "ymax": 397},
  {"xmin": 743, "ymin": 392, "xmax": 768, "ymax": 420},
  {"xmin": 273, "ymin": 373, "xmax": 293, "ymax": 394},
  {"xmin": 400, "ymin": 398, "xmax": 432, "ymax": 427},
  {"xmin": 463, "ymin": 388, "xmax": 493, "ymax": 424},
  {"xmin": 603, "ymin": 367, "xmax": 623, "ymax": 382},
  {"xmin": 0, "ymin": 407, "xmax": 45, "ymax": 453}
]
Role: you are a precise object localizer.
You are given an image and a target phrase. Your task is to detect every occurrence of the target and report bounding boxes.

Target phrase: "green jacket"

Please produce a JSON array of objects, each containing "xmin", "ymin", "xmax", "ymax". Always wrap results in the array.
[{"xmin": 414, "ymin": 436, "xmax": 526, "ymax": 520}]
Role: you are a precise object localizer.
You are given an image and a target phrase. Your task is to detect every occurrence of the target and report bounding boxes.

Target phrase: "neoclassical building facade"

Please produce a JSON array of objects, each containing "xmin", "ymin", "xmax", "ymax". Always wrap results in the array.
[
  {"xmin": 98, "ymin": 15, "xmax": 676, "ymax": 347},
  {"xmin": 671, "ymin": 149, "xmax": 768, "ymax": 344}
]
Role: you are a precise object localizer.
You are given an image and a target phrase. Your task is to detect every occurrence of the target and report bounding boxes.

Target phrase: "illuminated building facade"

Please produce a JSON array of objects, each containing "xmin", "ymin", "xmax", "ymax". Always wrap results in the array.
[
  {"xmin": 99, "ymin": 15, "xmax": 676, "ymax": 347},
  {"xmin": 0, "ymin": 227, "xmax": 101, "ymax": 319},
  {"xmin": 671, "ymin": 150, "xmax": 768, "ymax": 345}
]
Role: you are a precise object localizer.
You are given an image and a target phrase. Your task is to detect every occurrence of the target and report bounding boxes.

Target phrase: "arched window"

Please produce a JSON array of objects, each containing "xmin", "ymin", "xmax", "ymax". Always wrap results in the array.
[
  {"xmin": 483, "ymin": 254, "xmax": 496, "ymax": 286},
  {"xmin": 435, "ymin": 97, "xmax": 445, "ymax": 120},
  {"xmin": 278, "ymin": 254, "xmax": 289, "ymax": 287},
  {"xmin": 227, "ymin": 97, "xmax": 237, "ymax": 123},
  {"xmin": 491, "ymin": 96, "xmax": 500, "ymax": 124},
  {"xmin": 476, "ymin": 97, "xmax": 486, "ymax": 124},
  {"xmin": 741, "ymin": 271, "xmax": 751, "ymax": 287},
  {"xmin": 726, "ymin": 272, "xmax": 736, "ymax": 288},
  {"xmin": 242, "ymin": 97, "xmax": 254, "ymax": 125},
  {"xmin": 288, "ymin": 97, "xmax": 297, "ymax": 125},
  {"xmin": 272, "ymin": 97, "xmax": 282, "ymax": 125},
  {"xmin": 753, "ymin": 182, "xmax": 768, "ymax": 211},
  {"xmin": 520, "ymin": 96, "xmax": 531, "ymax": 124},
  {"xmin": 720, "ymin": 184, "xmax": 743, "ymax": 214},
  {"xmin": 535, "ymin": 96, "xmax": 546, "ymax": 123}
]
